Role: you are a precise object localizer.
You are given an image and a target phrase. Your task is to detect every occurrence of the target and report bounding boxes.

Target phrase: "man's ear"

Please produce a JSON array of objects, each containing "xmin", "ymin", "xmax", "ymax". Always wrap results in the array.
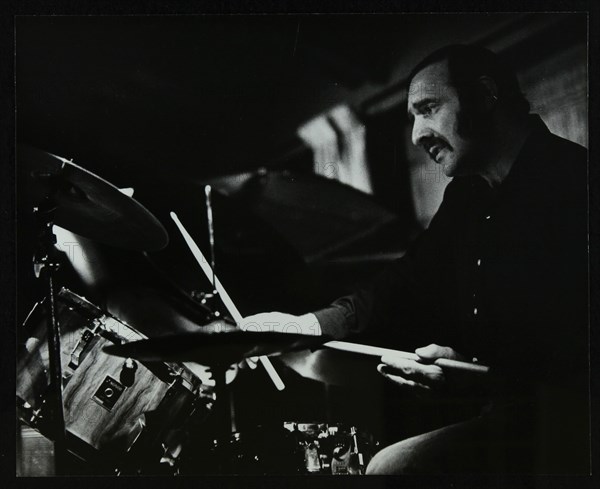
[{"xmin": 476, "ymin": 76, "xmax": 499, "ymax": 112}]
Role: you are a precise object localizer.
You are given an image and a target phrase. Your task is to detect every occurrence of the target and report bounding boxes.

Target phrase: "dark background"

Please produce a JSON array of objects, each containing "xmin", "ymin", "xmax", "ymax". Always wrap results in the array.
[{"xmin": 16, "ymin": 14, "xmax": 587, "ymax": 185}]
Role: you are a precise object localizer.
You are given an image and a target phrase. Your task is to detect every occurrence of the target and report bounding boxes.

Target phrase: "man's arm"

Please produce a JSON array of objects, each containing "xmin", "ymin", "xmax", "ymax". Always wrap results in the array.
[
  {"xmin": 242, "ymin": 178, "xmax": 462, "ymax": 340},
  {"xmin": 311, "ymin": 178, "xmax": 464, "ymax": 340}
]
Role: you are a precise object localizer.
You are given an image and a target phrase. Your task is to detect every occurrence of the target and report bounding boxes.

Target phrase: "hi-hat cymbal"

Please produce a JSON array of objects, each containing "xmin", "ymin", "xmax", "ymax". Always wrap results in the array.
[
  {"xmin": 103, "ymin": 327, "xmax": 327, "ymax": 366},
  {"xmin": 18, "ymin": 145, "xmax": 169, "ymax": 251}
]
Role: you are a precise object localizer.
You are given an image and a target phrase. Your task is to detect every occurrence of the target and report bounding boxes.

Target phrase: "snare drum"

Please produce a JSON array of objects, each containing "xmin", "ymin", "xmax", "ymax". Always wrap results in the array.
[{"xmin": 16, "ymin": 288, "xmax": 206, "ymax": 469}]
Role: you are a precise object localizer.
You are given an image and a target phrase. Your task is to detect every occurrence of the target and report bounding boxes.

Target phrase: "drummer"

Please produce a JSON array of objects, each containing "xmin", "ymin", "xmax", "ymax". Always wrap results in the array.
[{"xmin": 242, "ymin": 44, "xmax": 589, "ymax": 474}]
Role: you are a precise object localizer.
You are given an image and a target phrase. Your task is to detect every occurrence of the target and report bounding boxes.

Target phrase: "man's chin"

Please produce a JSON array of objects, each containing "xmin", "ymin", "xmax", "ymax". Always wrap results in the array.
[
  {"xmin": 435, "ymin": 151, "xmax": 457, "ymax": 177},
  {"xmin": 440, "ymin": 161, "xmax": 457, "ymax": 178}
]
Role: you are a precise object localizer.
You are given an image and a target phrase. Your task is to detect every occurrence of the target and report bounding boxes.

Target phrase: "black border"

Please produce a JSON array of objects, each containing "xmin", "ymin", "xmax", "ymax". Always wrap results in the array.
[{"xmin": 1, "ymin": 1, "xmax": 598, "ymax": 488}]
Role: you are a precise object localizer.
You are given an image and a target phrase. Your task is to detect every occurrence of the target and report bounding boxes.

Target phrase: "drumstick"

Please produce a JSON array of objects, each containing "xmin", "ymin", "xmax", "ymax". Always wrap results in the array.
[
  {"xmin": 324, "ymin": 341, "xmax": 489, "ymax": 374},
  {"xmin": 170, "ymin": 211, "xmax": 286, "ymax": 391}
]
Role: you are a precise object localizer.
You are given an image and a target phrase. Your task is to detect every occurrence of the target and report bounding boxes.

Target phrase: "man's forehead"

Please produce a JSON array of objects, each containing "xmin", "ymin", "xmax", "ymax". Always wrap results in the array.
[{"xmin": 408, "ymin": 60, "xmax": 451, "ymax": 102}]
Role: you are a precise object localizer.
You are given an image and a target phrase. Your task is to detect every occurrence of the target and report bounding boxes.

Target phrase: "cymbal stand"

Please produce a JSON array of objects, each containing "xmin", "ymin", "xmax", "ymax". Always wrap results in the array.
[
  {"xmin": 189, "ymin": 185, "xmax": 222, "ymax": 318},
  {"xmin": 32, "ymin": 195, "xmax": 68, "ymax": 475}
]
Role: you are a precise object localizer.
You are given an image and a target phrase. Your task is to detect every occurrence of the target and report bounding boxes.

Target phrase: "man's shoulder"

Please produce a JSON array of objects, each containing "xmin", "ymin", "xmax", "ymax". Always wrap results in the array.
[
  {"xmin": 543, "ymin": 131, "xmax": 587, "ymax": 164},
  {"xmin": 525, "ymin": 115, "xmax": 587, "ymax": 167},
  {"xmin": 527, "ymin": 125, "xmax": 587, "ymax": 186},
  {"xmin": 529, "ymin": 129, "xmax": 587, "ymax": 207}
]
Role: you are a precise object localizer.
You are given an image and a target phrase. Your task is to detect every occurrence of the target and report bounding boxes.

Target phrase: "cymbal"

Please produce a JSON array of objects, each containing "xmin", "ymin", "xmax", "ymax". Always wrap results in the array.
[
  {"xmin": 103, "ymin": 327, "xmax": 327, "ymax": 366},
  {"xmin": 18, "ymin": 145, "xmax": 169, "ymax": 251}
]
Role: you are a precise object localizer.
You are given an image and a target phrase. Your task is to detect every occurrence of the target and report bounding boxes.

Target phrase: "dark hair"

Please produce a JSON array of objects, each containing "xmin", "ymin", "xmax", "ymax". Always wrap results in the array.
[{"xmin": 407, "ymin": 44, "xmax": 530, "ymax": 117}]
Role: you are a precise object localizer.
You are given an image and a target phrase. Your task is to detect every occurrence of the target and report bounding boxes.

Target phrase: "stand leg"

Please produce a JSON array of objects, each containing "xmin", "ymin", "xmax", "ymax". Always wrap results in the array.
[
  {"xmin": 45, "ymin": 273, "xmax": 68, "ymax": 475},
  {"xmin": 32, "ymin": 200, "xmax": 68, "ymax": 475}
]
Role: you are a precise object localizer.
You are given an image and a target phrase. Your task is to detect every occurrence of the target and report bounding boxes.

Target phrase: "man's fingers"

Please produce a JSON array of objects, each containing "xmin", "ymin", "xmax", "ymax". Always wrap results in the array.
[
  {"xmin": 237, "ymin": 356, "xmax": 258, "ymax": 370},
  {"xmin": 380, "ymin": 355, "xmax": 445, "ymax": 384},
  {"xmin": 376, "ymin": 364, "xmax": 431, "ymax": 391},
  {"xmin": 415, "ymin": 343, "xmax": 464, "ymax": 361}
]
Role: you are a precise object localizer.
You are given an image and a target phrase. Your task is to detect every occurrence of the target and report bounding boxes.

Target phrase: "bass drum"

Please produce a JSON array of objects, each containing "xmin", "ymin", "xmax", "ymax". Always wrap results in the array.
[{"xmin": 16, "ymin": 288, "xmax": 211, "ymax": 473}]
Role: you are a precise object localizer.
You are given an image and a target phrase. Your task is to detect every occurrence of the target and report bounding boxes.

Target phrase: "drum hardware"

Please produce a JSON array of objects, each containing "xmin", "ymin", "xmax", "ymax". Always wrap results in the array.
[
  {"xmin": 196, "ymin": 422, "xmax": 376, "ymax": 475},
  {"xmin": 31, "ymin": 191, "xmax": 68, "ymax": 474},
  {"xmin": 329, "ymin": 426, "xmax": 365, "ymax": 475},
  {"xmin": 68, "ymin": 328, "xmax": 97, "ymax": 369},
  {"xmin": 350, "ymin": 426, "xmax": 365, "ymax": 473},
  {"xmin": 184, "ymin": 185, "xmax": 222, "ymax": 318},
  {"xmin": 119, "ymin": 358, "xmax": 138, "ymax": 387},
  {"xmin": 285, "ymin": 423, "xmax": 375, "ymax": 475}
]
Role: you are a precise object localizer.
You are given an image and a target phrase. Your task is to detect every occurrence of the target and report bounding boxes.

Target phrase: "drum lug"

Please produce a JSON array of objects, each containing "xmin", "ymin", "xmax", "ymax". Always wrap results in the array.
[
  {"xmin": 68, "ymin": 328, "xmax": 95, "ymax": 370},
  {"xmin": 119, "ymin": 358, "xmax": 138, "ymax": 387}
]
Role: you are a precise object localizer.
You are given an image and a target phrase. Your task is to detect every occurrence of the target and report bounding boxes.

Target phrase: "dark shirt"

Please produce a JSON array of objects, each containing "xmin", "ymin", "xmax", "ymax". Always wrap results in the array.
[{"xmin": 314, "ymin": 116, "xmax": 588, "ymax": 406}]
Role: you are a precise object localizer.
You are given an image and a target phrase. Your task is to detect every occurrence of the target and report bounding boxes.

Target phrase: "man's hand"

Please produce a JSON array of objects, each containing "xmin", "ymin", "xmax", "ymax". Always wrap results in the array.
[{"xmin": 377, "ymin": 343, "xmax": 466, "ymax": 395}]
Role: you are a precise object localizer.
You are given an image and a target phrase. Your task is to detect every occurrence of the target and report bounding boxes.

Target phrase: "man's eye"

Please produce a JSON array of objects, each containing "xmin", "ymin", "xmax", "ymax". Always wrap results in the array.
[{"xmin": 422, "ymin": 104, "xmax": 435, "ymax": 115}]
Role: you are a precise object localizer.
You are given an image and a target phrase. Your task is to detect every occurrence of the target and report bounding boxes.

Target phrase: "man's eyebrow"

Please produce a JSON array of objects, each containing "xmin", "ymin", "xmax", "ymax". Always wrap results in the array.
[{"xmin": 406, "ymin": 97, "xmax": 438, "ymax": 119}]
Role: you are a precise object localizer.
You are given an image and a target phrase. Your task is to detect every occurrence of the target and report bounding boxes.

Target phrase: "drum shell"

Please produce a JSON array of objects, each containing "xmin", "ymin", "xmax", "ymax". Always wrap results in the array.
[{"xmin": 16, "ymin": 288, "xmax": 203, "ymax": 458}]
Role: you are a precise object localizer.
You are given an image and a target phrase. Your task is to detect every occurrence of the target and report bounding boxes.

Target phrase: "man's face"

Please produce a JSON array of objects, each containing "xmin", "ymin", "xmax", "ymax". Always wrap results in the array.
[{"xmin": 407, "ymin": 60, "xmax": 481, "ymax": 177}]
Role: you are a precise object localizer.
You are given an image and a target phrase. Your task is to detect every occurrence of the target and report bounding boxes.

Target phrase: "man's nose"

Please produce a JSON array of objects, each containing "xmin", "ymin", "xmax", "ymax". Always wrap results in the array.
[{"xmin": 411, "ymin": 117, "xmax": 431, "ymax": 148}]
